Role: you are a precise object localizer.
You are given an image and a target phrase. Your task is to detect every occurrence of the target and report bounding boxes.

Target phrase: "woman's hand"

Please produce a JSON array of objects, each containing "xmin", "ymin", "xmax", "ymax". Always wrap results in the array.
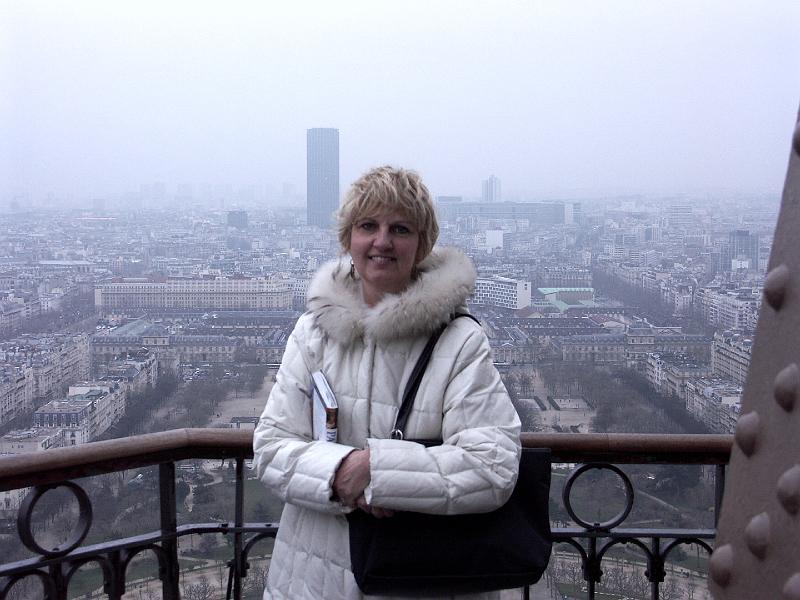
[{"xmin": 333, "ymin": 449, "xmax": 371, "ymax": 507}]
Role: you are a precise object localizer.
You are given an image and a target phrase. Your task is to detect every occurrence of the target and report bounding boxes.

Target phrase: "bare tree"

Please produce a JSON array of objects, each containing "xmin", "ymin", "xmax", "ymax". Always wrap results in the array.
[
  {"xmin": 245, "ymin": 561, "xmax": 269, "ymax": 594},
  {"xmin": 184, "ymin": 575, "xmax": 214, "ymax": 600}
]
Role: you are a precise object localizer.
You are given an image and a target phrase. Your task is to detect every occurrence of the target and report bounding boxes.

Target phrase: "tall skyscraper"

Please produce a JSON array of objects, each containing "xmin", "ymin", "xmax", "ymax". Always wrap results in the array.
[
  {"xmin": 666, "ymin": 202, "xmax": 694, "ymax": 228},
  {"xmin": 306, "ymin": 128, "xmax": 340, "ymax": 228},
  {"xmin": 727, "ymin": 229, "xmax": 760, "ymax": 270},
  {"xmin": 482, "ymin": 175, "xmax": 501, "ymax": 203},
  {"xmin": 227, "ymin": 210, "xmax": 248, "ymax": 230}
]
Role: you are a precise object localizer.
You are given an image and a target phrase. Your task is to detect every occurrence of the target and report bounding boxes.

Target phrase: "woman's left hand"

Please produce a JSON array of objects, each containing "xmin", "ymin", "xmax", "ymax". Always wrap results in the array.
[{"xmin": 333, "ymin": 449, "xmax": 371, "ymax": 507}]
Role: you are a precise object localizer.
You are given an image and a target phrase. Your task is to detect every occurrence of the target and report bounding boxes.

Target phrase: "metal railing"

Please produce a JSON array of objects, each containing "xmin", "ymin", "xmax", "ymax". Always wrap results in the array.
[{"xmin": 0, "ymin": 429, "xmax": 732, "ymax": 599}]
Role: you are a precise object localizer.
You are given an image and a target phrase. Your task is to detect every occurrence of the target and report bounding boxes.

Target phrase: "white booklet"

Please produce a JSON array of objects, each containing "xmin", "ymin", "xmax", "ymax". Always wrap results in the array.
[{"xmin": 311, "ymin": 370, "xmax": 338, "ymax": 442}]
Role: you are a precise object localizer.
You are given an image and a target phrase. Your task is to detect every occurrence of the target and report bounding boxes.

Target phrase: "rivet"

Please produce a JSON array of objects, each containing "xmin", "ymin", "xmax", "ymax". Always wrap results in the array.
[
  {"xmin": 744, "ymin": 512, "xmax": 771, "ymax": 559},
  {"xmin": 709, "ymin": 544, "xmax": 734, "ymax": 587},
  {"xmin": 777, "ymin": 465, "xmax": 800, "ymax": 515},
  {"xmin": 794, "ymin": 121, "xmax": 800, "ymax": 157},
  {"xmin": 734, "ymin": 411, "xmax": 760, "ymax": 456},
  {"xmin": 764, "ymin": 264, "xmax": 790, "ymax": 310},
  {"xmin": 784, "ymin": 573, "xmax": 800, "ymax": 600},
  {"xmin": 775, "ymin": 364, "xmax": 800, "ymax": 411}
]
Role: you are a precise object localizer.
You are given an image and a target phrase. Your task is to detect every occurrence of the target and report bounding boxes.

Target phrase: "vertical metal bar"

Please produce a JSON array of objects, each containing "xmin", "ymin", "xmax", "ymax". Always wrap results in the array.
[
  {"xmin": 233, "ymin": 457, "xmax": 245, "ymax": 599},
  {"xmin": 159, "ymin": 462, "xmax": 180, "ymax": 600},
  {"xmin": 587, "ymin": 537, "xmax": 596, "ymax": 600},
  {"xmin": 650, "ymin": 537, "xmax": 660, "ymax": 600},
  {"xmin": 714, "ymin": 465, "xmax": 726, "ymax": 528},
  {"xmin": 108, "ymin": 549, "xmax": 124, "ymax": 600},
  {"xmin": 522, "ymin": 583, "xmax": 530, "ymax": 600},
  {"xmin": 51, "ymin": 564, "xmax": 66, "ymax": 600}
]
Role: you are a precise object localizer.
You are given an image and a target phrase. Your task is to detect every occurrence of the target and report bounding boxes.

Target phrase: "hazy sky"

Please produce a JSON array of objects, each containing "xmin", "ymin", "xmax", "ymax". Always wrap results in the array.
[{"xmin": 2, "ymin": 1, "xmax": 800, "ymax": 202}]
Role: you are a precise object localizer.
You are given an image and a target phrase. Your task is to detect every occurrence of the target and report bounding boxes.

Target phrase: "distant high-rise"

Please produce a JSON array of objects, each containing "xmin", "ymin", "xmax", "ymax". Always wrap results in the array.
[
  {"xmin": 227, "ymin": 210, "xmax": 248, "ymax": 230},
  {"xmin": 306, "ymin": 128, "xmax": 340, "ymax": 228},
  {"xmin": 482, "ymin": 175, "xmax": 501, "ymax": 203},
  {"xmin": 666, "ymin": 202, "xmax": 694, "ymax": 228},
  {"xmin": 727, "ymin": 229, "xmax": 760, "ymax": 270}
]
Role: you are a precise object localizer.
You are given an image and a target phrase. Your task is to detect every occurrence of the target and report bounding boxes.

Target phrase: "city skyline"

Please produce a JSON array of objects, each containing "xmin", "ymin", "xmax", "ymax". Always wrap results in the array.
[{"xmin": 0, "ymin": 174, "xmax": 785, "ymax": 596}]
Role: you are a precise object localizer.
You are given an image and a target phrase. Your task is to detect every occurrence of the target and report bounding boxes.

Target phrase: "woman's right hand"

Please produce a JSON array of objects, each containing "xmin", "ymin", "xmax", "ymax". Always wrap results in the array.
[{"xmin": 333, "ymin": 449, "xmax": 371, "ymax": 507}]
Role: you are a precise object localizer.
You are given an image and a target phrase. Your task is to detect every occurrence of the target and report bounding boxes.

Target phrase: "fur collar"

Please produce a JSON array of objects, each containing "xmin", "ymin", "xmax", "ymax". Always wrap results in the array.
[{"xmin": 307, "ymin": 247, "xmax": 476, "ymax": 344}]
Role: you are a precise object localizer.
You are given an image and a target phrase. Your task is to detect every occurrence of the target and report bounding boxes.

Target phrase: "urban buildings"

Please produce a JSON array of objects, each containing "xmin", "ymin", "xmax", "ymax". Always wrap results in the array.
[
  {"xmin": 0, "ymin": 190, "xmax": 777, "ymax": 443},
  {"xmin": 306, "ymin": 128, "xmax": 340, "ymax": 229},
  {"xmin": 0, "ymin": 334, "xmax": 90, "ymax": 424},
  {"xmin": 91, "ymin": 321, "xmax": 240, "ymax": 374},
  {"xmin": 557, "ymin": 321, "xmax": 709, "ymax": 370},
  {"xmin": 436, "ymin": 200, "xmax": 580, "ymax": 226}
]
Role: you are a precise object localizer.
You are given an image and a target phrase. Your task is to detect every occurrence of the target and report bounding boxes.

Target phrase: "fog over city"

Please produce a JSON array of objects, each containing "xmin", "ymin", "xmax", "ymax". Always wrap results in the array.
[{"xmin": 3, "ymin": 1, "xmax": 800, "ymax": 205}]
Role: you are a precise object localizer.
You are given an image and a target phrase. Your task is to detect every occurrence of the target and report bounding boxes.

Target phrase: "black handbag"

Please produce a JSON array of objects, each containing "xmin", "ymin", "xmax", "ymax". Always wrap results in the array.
[{"xmin": 347, "ymin": 314, "xmax": 552, "ymax": 596}]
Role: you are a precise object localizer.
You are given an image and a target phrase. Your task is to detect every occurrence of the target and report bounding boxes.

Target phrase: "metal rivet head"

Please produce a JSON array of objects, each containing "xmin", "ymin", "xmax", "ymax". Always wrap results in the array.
[
  {"xmin": 775, "ymin": 364, "xmax": 800, "ymax": 412},
  {"xmin": 784, "ymin": 573, "xmax": 800, "ymax": 600},
  {"xmin": 744, "ymin": 512, "xmax": 771, "ymax": 559},
  {"xmin": 777, "ymin": 465, "xmax": 800, "ymax": 515},
  {"xmin": 734, "ymin": 411, "xmax": 760, "ymax": 456},
  {"xmin": 794, "ymin": 121, "xmax": 800, "ymax": 157},
  {"xmin": 764, "ymin": 264, "xmax": 790, "ymax": 310},
  {"xmin": 709, "ymin": 544, "xmax": 734, "ymax": 587}
]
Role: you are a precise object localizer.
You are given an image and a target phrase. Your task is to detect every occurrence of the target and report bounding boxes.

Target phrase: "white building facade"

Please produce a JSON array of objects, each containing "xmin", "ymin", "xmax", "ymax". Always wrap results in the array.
[{"xmin": 472, "ymin": 276, "xmax": 531, "ymax": 310}]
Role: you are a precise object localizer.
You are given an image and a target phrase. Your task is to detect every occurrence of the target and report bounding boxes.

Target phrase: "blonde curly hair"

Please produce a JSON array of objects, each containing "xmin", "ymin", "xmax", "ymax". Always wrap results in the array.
[{"xmin": 337, "ymin": 166, "xmax": 439, "ymax": 262}]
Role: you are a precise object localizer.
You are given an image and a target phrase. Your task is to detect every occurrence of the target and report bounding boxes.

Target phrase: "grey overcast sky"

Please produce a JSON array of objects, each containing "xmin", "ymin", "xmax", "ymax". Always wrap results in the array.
[{"xmin": 2, "ymin": 1, "xmax": 799, "ymax": 203}]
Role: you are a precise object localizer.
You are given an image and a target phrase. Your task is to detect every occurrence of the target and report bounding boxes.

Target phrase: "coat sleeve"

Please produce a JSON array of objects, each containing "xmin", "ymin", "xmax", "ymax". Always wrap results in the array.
[
  {"xmin": 364, "ymin": 323, "xmax": 522, "ymax": 514},
  {"xmin": 252, "ymin": 317, "xmax": 355, "ymax": 514}
]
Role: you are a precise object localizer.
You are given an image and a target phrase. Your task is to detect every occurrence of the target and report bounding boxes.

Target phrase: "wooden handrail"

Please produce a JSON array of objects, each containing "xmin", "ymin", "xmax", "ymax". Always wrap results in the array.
[{"xmin": 0, "ymin": 428, "xmax": 732, "ymax": 492}]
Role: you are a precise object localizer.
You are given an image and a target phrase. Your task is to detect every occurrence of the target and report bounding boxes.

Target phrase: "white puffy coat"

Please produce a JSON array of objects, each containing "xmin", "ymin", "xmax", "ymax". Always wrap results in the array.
[{"xmin": 252, "ymin": 247, "xmax": 522, "ymax": 600}]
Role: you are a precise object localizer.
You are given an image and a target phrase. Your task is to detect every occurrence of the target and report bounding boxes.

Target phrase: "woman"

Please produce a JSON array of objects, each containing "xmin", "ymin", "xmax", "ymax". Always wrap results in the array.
[{"xmin": 253, "ymin": 166, "xmax": 521, "ymax": 600}]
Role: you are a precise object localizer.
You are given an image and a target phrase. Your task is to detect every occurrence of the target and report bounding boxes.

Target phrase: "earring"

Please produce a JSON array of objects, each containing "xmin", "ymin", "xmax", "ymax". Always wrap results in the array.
[{"xmin": 349, "ymin": 259, "xmax": 356, "ymax": 279}]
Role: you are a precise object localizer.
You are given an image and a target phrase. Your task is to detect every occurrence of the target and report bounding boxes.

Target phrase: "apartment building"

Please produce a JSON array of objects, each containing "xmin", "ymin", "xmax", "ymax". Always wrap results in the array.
[
  {"xmin": 533, "ymin": 266, "xmax": 592, "ymax": 288},
  {"xmin": 95, "ymin": 276, "xmax": 293, "ymax": 314},
  {"xmin": 96, "ymin": 350, "xmax": 159, "ymax": 394},
  {"xmin": 0, "ymin": 334, "xmax": 90, "ymax": 425},
  {"xmin": 68, "ymin": 384, "xmax": 126, "ymax": 438},
  {"xmin": 0, "ymin": 366, "xmax": 34, "ymax": 425},
  {"xmin": 472, "ymin": 276, "xmax": 531, "ymax": 310},
  {"xmin": 685, "ymin": 378, "xmax": 742, "ymax": 433},
  {"xmin": 716, "ymin": 290, "xmax": 760, "ymax": 331},
  {"xmin": 711, "ymin": 330, "xmax": 753, "ymax": 386},
  {"xmin": 34, "ymin": 399, "xmax": 95, "ymax": 445},
  {"xmin": 646, "ymin": 353, "xmax": 712, "ymax": 400},
  {"xmin": 0, "ymin": 428, "xmax": 64, "ymax": 455},
  {"xmin": 34, "ymin": 383, "xmax": 126, "ymax": 446},
  {"xmin": 695, "ymin": 287, "xmax": 760, "ymax": 331}
]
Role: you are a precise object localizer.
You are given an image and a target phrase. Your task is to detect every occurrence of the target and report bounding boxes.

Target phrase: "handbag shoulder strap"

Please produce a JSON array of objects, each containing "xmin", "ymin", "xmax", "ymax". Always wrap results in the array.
[{"xmin": 391, "ymin": 312, "xmax": 481, "ymax": 440}]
